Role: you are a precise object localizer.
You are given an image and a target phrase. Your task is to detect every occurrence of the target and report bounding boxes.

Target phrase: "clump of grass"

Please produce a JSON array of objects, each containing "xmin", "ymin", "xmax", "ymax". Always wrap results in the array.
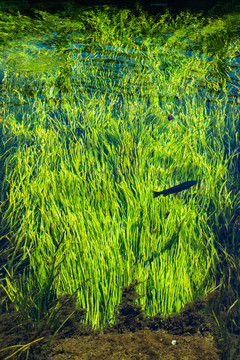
[{"xmin": 0, "ymin": 5, "xmax": 239, "ymax": 330}]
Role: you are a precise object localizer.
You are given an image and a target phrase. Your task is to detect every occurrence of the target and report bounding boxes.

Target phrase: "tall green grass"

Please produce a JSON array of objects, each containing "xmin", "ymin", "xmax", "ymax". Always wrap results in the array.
[{"xmin": 0, "ymin": 6, "xmax": 240, "ymax": 328}]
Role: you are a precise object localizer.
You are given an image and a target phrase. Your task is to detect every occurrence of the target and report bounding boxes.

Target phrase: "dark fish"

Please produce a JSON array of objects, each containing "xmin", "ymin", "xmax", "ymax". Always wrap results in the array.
[
  {"xmin": 153, "ymin": 180, "xmax": 197, "ymax": 198},
  {"xmin": 167, "ymin": 115, "xmax": 174, "ymax": 121}
]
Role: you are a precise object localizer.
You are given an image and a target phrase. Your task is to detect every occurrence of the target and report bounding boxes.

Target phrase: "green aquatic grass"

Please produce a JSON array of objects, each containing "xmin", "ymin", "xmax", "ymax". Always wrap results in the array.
[
  {"xmin": 0, "ymin": 6, "xmax": 240, "ymax": 329},
  {"xmin": 0, "ymin": 96, "xmax": 237, "ymax": 327}
]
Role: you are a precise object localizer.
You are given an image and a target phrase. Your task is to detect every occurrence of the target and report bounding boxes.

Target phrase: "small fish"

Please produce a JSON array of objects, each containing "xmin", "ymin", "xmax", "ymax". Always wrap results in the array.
[{"xmin": 153, "ymin": 180, "xmax": 197, "ymax": 198}]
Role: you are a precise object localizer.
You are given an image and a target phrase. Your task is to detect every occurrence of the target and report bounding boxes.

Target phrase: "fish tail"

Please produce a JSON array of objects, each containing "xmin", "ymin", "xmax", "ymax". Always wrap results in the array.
[{"xmin": 153, "ymin": 191, "xmax": 165, "ymax": 198}]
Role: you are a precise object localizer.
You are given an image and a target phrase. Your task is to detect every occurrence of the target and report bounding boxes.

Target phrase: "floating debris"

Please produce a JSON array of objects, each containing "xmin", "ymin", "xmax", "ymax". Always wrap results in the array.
[
  {"xmin": 164, "ymin": 211, "xmax": 170, "ymax": 219},
  {"xmin": 167, "ymin": 114, "xmax": 174, "ymax": 121}
]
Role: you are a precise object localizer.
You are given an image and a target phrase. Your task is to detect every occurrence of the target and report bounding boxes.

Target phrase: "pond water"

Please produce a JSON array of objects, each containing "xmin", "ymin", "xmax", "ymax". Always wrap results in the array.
[{"xmin": 1, "ymin": 4, "xmax": 240, "ymax": 340}]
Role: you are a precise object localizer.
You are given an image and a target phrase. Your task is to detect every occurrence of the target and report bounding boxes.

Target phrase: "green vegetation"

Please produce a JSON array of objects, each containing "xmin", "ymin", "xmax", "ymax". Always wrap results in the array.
[{"xmin": 0, "ymin": 3, "xmax": 240, "ymax": 338}]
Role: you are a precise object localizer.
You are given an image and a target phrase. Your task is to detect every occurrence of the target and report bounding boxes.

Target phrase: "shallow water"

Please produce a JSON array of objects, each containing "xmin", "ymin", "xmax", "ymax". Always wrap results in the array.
[
  {"xmin": 1, "ymin": 7, "xmax": 240, "ymax": 354},
  {"xmin": 1, "ymin": 32, "xmax": 240, "ymax": 114}
]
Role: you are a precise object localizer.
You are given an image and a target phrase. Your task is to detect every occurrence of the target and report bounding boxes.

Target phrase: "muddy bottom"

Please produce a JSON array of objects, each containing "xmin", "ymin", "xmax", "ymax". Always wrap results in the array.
[
  {"xmin": 44, "ymin": 330, "xmax": 219, "ymax": 360},
  {"xmin": 0, "ymin": 281, "xmax": 221, "ymax": 360}
]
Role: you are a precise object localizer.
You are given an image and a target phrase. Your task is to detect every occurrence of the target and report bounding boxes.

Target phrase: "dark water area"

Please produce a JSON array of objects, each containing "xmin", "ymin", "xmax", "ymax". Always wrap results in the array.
[
  {"xmin": 0, "ymin": 0, "xmax": 239, "ymax": 17},
  {"xmin": 2, "ymin": 0, "xmax": 236, "ymax": 15}
]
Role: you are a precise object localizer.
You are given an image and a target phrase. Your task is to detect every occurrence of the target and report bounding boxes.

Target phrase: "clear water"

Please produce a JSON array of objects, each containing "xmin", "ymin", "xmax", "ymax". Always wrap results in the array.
[{"xmin": 0, "ymin": 12, "xmax": 240, "ymax": 118}]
